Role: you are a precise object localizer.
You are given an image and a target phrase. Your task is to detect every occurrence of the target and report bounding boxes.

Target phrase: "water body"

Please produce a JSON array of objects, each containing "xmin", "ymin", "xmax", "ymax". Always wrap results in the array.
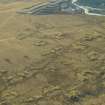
[{"xmin": 72, "ymin": 0, "xmax": 105, "ymax": 16}]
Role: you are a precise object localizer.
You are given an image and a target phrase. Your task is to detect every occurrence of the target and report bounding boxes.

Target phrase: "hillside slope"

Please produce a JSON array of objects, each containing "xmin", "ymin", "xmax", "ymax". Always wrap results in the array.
[{"xmin": 0, "ymin": 1, "xmax": 105, "ymax": 105}]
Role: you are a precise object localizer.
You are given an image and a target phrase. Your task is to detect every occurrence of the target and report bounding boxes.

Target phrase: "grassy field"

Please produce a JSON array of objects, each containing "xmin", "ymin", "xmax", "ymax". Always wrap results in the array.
[
  {"xmin": 0, "ymin": 0, "xmax": 48, "ymax": 3},
  {"xmin": 0, "ymin": 0, "xmax": 48, "ymax": 12},
  {"xmin": 0, "ymin": 1, "xmax": 105, "ymax": 105}
]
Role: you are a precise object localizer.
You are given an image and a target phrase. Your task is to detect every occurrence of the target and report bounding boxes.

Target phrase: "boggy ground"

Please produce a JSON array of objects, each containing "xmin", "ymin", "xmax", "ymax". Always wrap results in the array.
[{"xmin": 0, "ymin": 1, "xmax": 105, "ymax": 105}]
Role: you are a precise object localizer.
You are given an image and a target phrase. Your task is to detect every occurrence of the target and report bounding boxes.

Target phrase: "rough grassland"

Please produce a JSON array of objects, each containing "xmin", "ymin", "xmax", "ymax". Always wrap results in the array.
[{"xmin": 0, "ymin": 1, "xmax": 105, "ymax": 105}]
